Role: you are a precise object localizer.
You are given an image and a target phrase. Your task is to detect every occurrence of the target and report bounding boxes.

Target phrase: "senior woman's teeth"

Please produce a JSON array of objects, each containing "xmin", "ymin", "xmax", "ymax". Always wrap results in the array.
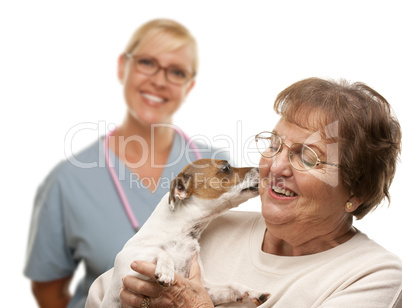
[
  {"xmin": 272, "ymin": 185, "xmax": 296, "ymax": 197},
  {"xmin": 141, "ymin": 93, "xmax": 166, "ymax": 103}
]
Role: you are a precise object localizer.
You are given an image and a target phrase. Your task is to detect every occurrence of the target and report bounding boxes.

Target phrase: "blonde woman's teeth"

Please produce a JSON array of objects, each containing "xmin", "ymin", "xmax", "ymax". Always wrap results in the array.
[{"xmin": 142, "ymin": 93, "xmax": 166, "ymax": 103}]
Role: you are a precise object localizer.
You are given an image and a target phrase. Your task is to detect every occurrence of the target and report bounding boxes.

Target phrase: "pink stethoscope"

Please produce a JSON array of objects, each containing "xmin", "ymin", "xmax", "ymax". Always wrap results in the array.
[{"xmin": 104, "ymin": 128, "xmax": 201, "ymax": 231}]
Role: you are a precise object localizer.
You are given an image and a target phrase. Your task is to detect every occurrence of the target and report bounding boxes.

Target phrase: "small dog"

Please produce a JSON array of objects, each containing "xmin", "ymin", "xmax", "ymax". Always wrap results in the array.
[{"xmin": 100, "ymin": 159, "xmax": 269, "ymax": 307}]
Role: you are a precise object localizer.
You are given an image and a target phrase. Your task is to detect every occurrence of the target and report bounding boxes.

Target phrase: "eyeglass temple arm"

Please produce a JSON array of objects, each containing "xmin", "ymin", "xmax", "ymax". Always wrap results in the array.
[{"xmin": 319, "ymin": 161, "xmax": 342, "ymax": 168}]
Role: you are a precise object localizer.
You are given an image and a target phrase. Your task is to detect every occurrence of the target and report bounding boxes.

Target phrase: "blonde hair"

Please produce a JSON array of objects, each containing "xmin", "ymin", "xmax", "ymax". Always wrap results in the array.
[{"xmin": 124, "ymin": 19, "xmax": 198, "ymax": 74}]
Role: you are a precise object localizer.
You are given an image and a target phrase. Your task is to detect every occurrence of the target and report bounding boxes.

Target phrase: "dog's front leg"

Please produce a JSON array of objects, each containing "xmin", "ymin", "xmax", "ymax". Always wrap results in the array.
[
  {"xmin": 154, "ymin": 251, "xmax": 175, "ymax": 287},
  {"xmin": 203, "ymin": 280, "xmax": 270, "ymax": 307},
  {"xmin": 197, "ymin": 256, "xmax": 269, "ymax": 306}
]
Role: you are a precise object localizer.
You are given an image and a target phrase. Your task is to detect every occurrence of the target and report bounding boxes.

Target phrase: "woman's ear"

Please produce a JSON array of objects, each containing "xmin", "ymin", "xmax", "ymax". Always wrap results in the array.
[
  {"xmin": 346, "ymin": 194, "xmax": 364, "ymax": 212},
  {"xmin": 184, "ymin": 79, "xmax": 196, "ymax": 96},
  {"xmin": 117, "ymin": 54, "xmax": 126, "ymax": 84}
]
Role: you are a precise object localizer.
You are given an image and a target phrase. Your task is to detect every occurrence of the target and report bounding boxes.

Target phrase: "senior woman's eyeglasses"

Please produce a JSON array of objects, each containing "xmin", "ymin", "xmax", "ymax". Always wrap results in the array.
[
  {"xmin": 125, "ymin": 54, "xmax": 195, "ymax": 85},
  {"xmin": 255, "ymin": 131, "xmax": 341, "ymax": 171}
]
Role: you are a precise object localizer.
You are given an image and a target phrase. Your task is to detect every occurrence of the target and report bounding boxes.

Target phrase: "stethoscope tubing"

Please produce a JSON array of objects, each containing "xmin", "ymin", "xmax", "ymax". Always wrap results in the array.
[{"xmin": 104, "ymin": 128, "xmax": 201, "ymax": 231}]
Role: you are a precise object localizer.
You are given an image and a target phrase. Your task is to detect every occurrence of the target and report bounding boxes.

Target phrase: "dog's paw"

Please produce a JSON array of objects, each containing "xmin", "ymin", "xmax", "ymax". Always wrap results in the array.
[
  {"xmin": 236, "ymin": 292, "xmax": 270, "ymax": 306},
  {"xmin": 154, "ymin": 271, "xmax": 175, "ymax": 287},
  {"xmin": 154, "ymin": 253, "xmax": 175, "ymax": 287},
  {"xmin": 208, "ymin": 284, "xmax": 270, "ymax": 307},
  {"xmin": 154, "ymin": 262, "xmax": 175, "ymax": 287}
]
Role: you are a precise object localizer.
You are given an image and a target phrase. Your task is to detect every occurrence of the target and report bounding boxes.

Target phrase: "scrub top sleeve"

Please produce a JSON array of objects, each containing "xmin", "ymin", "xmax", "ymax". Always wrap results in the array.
[
  {"xmin": 209, "ymin": 145, "xmax": 231, "ymax": 163},
  {"xmin": 194, "ymin": 141, "xmax": 231, "ymax": 162},
  {"xmin": 24, "ymin": 164, "xmax": 77, "ymax": 281}
]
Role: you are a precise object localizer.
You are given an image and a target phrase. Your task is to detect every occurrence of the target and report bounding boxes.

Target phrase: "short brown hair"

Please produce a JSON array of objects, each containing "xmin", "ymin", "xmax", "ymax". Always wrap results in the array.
[{"xmin": 274, "ymin": 77, "xmax": 401, "ymax": 219}]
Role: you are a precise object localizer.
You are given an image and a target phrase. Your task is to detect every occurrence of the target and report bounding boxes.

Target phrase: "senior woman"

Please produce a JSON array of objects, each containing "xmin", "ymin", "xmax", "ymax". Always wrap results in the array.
[{"xmin": 87, "ymin": 78, "xmax": 402, "ymax": 307}]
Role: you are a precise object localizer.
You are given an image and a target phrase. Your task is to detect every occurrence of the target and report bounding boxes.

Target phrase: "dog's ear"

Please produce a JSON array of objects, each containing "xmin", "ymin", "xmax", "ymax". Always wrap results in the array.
[{"xmin": 169, "ymin": 174, "xmax": 191, "ymax": 211}]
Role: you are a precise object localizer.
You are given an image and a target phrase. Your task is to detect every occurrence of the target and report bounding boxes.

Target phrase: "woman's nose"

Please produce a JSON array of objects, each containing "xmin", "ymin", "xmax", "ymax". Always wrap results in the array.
[
  {"xmin": 151, "ymin": 68, "xmax": 168, "ymax": 87},
  {"xmin": 269, "ymin": 147, "xmax": 293, "ymax": 177}
]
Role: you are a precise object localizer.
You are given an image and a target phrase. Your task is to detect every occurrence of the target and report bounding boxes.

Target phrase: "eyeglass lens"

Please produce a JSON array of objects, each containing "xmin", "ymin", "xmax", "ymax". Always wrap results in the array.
[
  {"xmin": 134, "ymin": 57, "xmax": 190, "ymax": 85},
  {"xmin": 256, "ymin": 133, "xmax": 281, "ymax": 157},
  {"xmin": 289, "ymin": 144, "xmax": 317, "ymax": 170},
  {"xmin": 256, "ymin": 132, "xmax": 318, "ymax": 171}
]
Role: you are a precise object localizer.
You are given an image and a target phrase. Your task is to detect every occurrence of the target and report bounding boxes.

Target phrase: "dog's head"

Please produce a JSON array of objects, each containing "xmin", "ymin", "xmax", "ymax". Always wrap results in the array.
[{"xmin": 168, "ymin": 159, "xmax": 259, "ymax": 211}]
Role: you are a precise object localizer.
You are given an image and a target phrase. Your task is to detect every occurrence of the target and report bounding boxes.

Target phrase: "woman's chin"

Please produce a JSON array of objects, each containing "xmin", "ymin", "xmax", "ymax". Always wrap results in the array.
[
  {"xmin": 128, "ymin": 109, "xmax": 172, "ymax": 127},
  {"xmin": 260, "ymin": 191, "xmax": 297, "ymax": 226}
]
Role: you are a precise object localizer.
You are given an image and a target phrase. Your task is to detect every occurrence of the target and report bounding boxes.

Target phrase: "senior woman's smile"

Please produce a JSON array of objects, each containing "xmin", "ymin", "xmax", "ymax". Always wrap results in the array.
[{"xmin": 270, "ymin": 185, "xmax": 297, "ymax": 198}]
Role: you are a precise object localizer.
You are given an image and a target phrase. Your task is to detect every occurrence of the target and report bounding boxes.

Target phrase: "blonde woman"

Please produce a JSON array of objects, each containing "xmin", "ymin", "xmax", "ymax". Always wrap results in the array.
[{"xmin": 24, "ymin": 19, "xmax": 227, "ymax": 308}]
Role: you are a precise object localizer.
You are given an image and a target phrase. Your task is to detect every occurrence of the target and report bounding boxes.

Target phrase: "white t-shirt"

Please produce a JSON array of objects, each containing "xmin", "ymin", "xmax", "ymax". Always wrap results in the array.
[{"xmin": 87, "ymin": 212, "xmax": 402, "ymax": 307}]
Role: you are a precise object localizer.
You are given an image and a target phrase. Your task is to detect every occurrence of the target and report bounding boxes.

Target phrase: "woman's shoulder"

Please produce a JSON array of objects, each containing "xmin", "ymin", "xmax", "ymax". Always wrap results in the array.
[
  {"xmin": 351, "ymin": 230, "xmax": 402, "ymax": 266},
  {"xmin": 189, "ymin": 138, "xmax": 230, "ymax": 162},
  {"xmin": 212, "ymin": 210, "xmax": 261, "ymax": 226},
  {"xmin": 200, "ymin": 211, "xmax": 261, "ymax": 242},
  {"xmin": 60, "ymin": 138, "xmax": 102, "ymax": 171},
  {"xmin": 214, "ymin": 210, "xmax": 261, "ymax": 225},
  {"xmin": 39, "ymin": 139, "xmax": 102, "ymax": 189}
]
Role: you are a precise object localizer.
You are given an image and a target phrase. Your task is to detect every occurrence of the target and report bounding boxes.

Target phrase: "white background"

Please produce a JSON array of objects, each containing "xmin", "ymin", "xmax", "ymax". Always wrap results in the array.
[{"xmin": 1, "ymin": 1, "xmax": 401, "ymax": 306}]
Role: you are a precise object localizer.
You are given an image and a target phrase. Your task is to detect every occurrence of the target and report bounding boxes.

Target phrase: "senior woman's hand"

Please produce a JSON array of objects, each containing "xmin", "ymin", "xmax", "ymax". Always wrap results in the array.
[{"xmin": 120, "ymin": 254, "xmax": 214, "ymax": 308}]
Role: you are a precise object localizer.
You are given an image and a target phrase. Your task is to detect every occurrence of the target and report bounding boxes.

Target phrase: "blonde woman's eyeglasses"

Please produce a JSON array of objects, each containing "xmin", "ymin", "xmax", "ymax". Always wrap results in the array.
[{"xmin": 125, "ymin": 54, "xmax": 195, "ymax": 85}]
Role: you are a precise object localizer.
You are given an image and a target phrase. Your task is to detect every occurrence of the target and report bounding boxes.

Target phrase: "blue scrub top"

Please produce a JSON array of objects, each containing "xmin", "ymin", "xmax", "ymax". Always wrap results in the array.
[{"xmin": 24, "ymin": 132, "xmax": 229, "ymax": 307}]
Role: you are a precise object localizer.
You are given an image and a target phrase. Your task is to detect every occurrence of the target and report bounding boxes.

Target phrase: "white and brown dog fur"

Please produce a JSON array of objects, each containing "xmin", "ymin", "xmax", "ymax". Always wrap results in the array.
[{"xmin": 99, "ymin": 159, "xmax": 269, "ymax": 307}]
